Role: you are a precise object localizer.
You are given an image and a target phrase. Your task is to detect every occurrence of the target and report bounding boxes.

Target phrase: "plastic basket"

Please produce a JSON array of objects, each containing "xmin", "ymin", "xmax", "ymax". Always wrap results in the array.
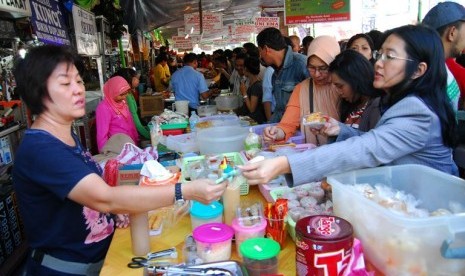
[
  {"xmin": 160, "ymin": 121, "xmax": 188, "ymax": 130},
  {"xmin": 181, "ymin": 152, "xmax": 249, "ymax": 195}
]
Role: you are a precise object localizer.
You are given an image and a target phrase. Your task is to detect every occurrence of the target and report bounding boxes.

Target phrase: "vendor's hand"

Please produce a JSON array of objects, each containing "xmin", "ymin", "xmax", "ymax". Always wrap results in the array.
[
  {"xmin": 183, "ymin": 179, "xmax": 227, "ymax": 204},
  {"xmin": 263, "ymin": 126, "xmax": 285, "ymax": 142},
  {"xmin": 240, "ymin": 82, "xmax": 247, "ymax": 94},
  {"xmin": 210, "ymin": 88, "xmax": 220, "ymax": 97},
  {"xmin": 115, "ymin": 214, "xmax": 130, "ymax": 228},
  {"xmin": 239, "ymin": 156, "xmax": 289, "ymax": 185},
  {"xmin": 312, "ymin": 116, "xmax": 340, "ymax": 136}
]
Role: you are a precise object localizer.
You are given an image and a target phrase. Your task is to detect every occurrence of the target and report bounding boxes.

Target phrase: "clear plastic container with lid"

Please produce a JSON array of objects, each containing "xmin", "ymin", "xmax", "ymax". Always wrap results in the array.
[
  {"xmin": 190, "ymin": 201, "xmax": 223, "ymax": 230},
  {"xmin": 240, "ymin": 237, "xmax": 280, "ymax": 276},
  {"xmin": 192, "ymin": 223, "xmax": 234, "ymax": 263},
  {"xmin": 231, "ymin": 216, "xmax": 267, "ymax": 257}
]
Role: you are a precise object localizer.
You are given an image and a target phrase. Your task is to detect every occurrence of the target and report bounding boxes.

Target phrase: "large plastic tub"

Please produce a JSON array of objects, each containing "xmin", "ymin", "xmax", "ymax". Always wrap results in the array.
[
  {"xmin": 197, "ymin": 126, "xmax": 248, "ymax": 155},
  {"xmin": 327, "ymin": 165, "xmax": 465, "ymax": 275}
]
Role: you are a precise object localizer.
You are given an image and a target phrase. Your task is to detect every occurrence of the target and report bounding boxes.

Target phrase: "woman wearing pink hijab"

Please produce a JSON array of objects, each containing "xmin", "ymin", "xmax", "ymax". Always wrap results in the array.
[{"xmin": 96, "ymin": 76, "xmax": 139, "ymax": 152}]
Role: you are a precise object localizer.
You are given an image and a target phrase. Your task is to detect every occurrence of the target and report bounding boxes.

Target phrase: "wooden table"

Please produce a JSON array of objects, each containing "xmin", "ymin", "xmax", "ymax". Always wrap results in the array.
[{"xmin": 100, "ymin": 185, "xmax": 297, "ymax": 275}]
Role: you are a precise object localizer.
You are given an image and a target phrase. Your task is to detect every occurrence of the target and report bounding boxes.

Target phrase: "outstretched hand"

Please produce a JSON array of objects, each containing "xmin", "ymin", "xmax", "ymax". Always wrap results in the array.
[
  {"xmin": 239, "ymin": 156, "xmax": 290, "ymax": 185},
  {"xmin": 311, "ymin": 116, "xmax": 341, "ymax": 137},
  {"xmin": 183, "ymin": 178, "xmax": 227, "ymax": 205}
]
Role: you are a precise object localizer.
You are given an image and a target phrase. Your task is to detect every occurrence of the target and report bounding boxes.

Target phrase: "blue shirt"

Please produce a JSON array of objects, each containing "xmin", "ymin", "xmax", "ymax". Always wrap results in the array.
[
  {"xmin": 13, "ymin": 130, "xmax": 114, "ymax": 266},
  {"xmin": 262, "ymin": 66, "xmax": 275, "ymax": 112},
  {"xmin": 171, "ymin": 65, "xmax": 209, "ymax": 109},
  {"xmin": 270, "ymin": 46, "xmax": 309, "ymax": 123}
]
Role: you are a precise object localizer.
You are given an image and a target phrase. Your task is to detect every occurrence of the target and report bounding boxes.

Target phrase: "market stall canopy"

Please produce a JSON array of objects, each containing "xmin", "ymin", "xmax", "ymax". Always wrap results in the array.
[{"xmin": 121, "ymin": 0, "xmax": 284, "ymax": 39}]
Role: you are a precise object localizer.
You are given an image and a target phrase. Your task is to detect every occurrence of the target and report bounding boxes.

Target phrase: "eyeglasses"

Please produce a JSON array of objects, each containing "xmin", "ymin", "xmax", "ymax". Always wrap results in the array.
[
  {"xmin": 372, "ymin": 50, "xmax": 414, "ymax": 62},
  {"xmin": 307, "ymin": 65, "xmax": 329, "ymax": 74}
]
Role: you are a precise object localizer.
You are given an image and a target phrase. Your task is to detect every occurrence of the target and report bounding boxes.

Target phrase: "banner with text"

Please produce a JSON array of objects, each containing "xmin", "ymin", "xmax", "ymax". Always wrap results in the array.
[
  {"xmin": 72, "ymin": 4, "xmax": 99, "ymax": 56},
  {"xmin": 284, "ymin": 0, "xmax": 350, "ymax": 25},
  {"xmin": 184, "ymin": 12, "xmax": 223, "ymax": 35},
  {"xmin": 172, "ymin": 36, "xmax": 193, "ymax": 51},
  {"xmin": 30, "ymin": 0, "xmax": 70, "ymax": 45},
  {"xmin": 0, "ymin": 0, "xmax": 30, "ymax": 16}
]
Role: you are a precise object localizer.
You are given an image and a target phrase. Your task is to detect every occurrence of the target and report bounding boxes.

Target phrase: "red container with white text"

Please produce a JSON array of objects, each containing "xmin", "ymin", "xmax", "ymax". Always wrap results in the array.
[{"xmin": 295, "ymin": 215, "xmax": 353, "ymax": 276}]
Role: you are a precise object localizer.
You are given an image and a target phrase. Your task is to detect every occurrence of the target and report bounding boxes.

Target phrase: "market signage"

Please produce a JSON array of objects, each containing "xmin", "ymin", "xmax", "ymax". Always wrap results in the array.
[
  {"xmin": 184, "ymin": 12, "xmax": 223, "ymax": 35},
  {"xmin": 30, "ymin": 0, "xmax": 70, "ymax": 45},
  {"xmin": 0, "ymin": 0, "xmax": 31, "ymax": 16},
  {"xmin": 230, "ymin": 17, "xmax": 279, "ymax": 39},
  {"xmin": 72, "ymin": 4, "xmax": 99, "ymax": 56},
  {"xmin": 171, "ymin": 36, "xmax": 192, "ymax": 51},
  {"xmin": 284, "ymin": 0, "xmax": 350, "ymax": 25},
  {"xmin": 255, "ymin": 17, "xmax": 279, "ymax": 33}
]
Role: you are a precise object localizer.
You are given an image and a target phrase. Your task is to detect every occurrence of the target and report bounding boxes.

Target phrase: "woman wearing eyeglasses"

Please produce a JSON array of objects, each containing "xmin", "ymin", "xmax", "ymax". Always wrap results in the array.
[
  {"xmin": 96, "ymin": 76, "xmax": 139, "ymax": 152},
  {"xmin": 262, "ymin": 35, "xmax": 341, "ymax": 146},
  {"xmin": 241, "ymin": 24, "xmax": 458, "ymax": 186}
]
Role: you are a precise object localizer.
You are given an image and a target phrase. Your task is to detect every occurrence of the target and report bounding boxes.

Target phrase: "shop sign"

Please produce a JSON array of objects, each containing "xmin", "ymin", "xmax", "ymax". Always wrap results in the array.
[
  {"xmin": 30, "ymin": 0, "xmax": 70, "ymax": 45},
  {"xmin": 284, "ymin": 0, "xmax": 350, "ymax": 25},
  {"xmin": 255, "ymin": 17, "xmax": 279, "ymax": 33},
  {"xmin": 72, "ymin": 4, "xmax": 99, "ymax": 56},
  {"xmin": 171, "ymin": 36, "xmax": 192, "ymax": 51},
  {"xmin": 0, "ymin": 0, "xmax": 31, "ymax": 16},
  {"xmin": 184, "ymin": 12, "xmax": 223, "ymax": 35}
]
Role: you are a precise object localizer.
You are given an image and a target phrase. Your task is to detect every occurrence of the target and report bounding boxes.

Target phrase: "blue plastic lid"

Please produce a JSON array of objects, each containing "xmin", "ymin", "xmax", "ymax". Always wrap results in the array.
[
  {"xmin": 192, "ymin": 223, "xmax": 234, "ymax": 243},
  {"xmin": 190, "ymin": 201, "xmax": 223, "ymax": 219}
]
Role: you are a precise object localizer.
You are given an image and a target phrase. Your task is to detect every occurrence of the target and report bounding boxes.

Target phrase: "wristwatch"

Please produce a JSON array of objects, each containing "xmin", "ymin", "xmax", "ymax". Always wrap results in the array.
[{"xmin": 174, "ymin": 183, "xmax": 185, "ymax": 205}]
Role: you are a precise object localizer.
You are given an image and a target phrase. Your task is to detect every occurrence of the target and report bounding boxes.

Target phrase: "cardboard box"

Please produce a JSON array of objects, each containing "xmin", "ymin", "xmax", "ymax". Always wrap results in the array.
[
  {"xmin": 117, "ymin": 164, "xmax": 143, "ymax": 186},
  {"xmin": 139, "ymin": 95, "xmax": 164, "ymax": 118}
]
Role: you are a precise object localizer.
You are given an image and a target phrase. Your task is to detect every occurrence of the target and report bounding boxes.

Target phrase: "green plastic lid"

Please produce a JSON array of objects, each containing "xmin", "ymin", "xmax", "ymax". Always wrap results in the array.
[{"xmin": 239, "ymin": 238, "xmax": 280, "ymax": 260}]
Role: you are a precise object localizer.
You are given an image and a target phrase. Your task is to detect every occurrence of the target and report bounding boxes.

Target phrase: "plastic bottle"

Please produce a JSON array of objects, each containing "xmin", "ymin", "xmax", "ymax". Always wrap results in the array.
[
  {"xmin": 129, "ymin": 212, "xmax": 151, "ymax": 256},
  {"xmin": 189, "ymin": 111, "xmax": 200, "ymax": 132}
]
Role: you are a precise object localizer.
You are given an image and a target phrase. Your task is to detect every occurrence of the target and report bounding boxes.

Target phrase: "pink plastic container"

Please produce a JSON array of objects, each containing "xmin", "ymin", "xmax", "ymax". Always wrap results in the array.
[
  {"xmin": 231, "ymin": 217, "xmax": 267, "ymax": 257},
  {"xmin": 192, "ymin": 223, "xmax": 234, "ymax": 263}
]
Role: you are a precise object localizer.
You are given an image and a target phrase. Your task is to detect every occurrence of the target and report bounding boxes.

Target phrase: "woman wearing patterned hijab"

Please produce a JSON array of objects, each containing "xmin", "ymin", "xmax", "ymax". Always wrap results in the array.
[{"xmin": 96, "ymin": 76, "xmax": 139, "ymax": 152}]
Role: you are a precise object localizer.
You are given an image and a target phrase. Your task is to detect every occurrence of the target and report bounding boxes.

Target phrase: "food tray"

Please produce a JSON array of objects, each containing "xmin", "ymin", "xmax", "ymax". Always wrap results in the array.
[
  {"xmin": 270, "ymin": 182, "xmax": 331, "ymax": 241},
  {"xmin": 181, "ymin": 152, "xmax": 249, "ymax": 195}
]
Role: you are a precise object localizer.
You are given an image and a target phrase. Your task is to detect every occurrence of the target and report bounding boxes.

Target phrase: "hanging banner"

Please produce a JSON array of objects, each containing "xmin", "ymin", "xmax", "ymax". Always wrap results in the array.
[
  {"xmin": 184, "ymin": 12, "xmax": 223, "ymax": 35},
  {"xmin": 255, "ymin": 17, "xmax": 280, "ymax": 33},
  {"xmin": 284, "ymin": 0, "xmax": 350, "ymax": 25},
  {"xmin": 72, "ymin": 4, "xmax": 99, "ymax": 56},
  {"xmin": 172, "ymin": 36, "xmax": 193, "ymax": 51},
  {"xmin": 0, "ymin": 0, "xmax": 31, "ymax": 17},
  {"xmin": 30, "ymin": 0, "xmax": 71, "ymax": 45}
]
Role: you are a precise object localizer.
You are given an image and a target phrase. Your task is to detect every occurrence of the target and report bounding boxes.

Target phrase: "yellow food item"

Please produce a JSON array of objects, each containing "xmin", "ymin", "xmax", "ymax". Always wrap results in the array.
[{"xmin": 306, "ymin": 112, "xmax": 326, "ymax": 123}]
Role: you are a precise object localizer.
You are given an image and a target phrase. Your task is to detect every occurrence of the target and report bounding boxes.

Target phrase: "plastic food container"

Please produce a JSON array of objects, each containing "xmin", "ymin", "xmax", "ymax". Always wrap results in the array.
[
  {"xmin": 327, "ymin": 164, "xmax": 465, "ymax": 275},
  {"xmin": 215, "ymin": 95, "xmax": 241, "ymax": 111},
  {"xmin": 197, "ymin": 105, "xmax": 217, "ymax": 117},
  {"xmin": 190, "ymin": 201, "xmax": 223, "ymax": 230},
  {"xmin": 166, "ymin": 133, "xmax": 198, "ymax": 153},
  {"xmin": 198, "ymin": 114, "xmax": 240, "ymax": 127},
  {"xmin": 231, "ymin": 217, "xmax": 267, "ymax": 257},
  {"xmin": 240, "ymin": 238, "xmax": 280, "ymax": 276},
  {"xmin": 192, "ymin": 223, "xmax": 234, "ymax": 263},
  {"xmin": 196, "ymin": 126, "xmax": 249, "ymax": 155}
]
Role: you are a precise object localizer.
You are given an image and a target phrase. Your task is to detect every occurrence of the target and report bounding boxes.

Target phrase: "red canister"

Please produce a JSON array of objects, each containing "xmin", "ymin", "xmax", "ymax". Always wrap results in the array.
[{"xmin": 295, "ymin": 215, "xmax": 353, "ymax": 276}]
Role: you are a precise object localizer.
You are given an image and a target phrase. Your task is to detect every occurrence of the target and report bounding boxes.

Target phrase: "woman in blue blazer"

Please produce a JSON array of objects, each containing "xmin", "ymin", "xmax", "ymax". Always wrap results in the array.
[{"xmin": 241, "ymin": 24, "xmax": 458, "ymax": 186}]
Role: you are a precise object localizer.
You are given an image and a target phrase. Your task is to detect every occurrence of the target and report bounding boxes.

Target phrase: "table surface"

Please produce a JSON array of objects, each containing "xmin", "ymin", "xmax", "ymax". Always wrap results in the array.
[
  {"xmin": 100, "ymin": 185, "xmax": 382, "ymax": 275},
  {"xmin": 100, "ymin": 186, "xmax": 298, "ymax": 275}
]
